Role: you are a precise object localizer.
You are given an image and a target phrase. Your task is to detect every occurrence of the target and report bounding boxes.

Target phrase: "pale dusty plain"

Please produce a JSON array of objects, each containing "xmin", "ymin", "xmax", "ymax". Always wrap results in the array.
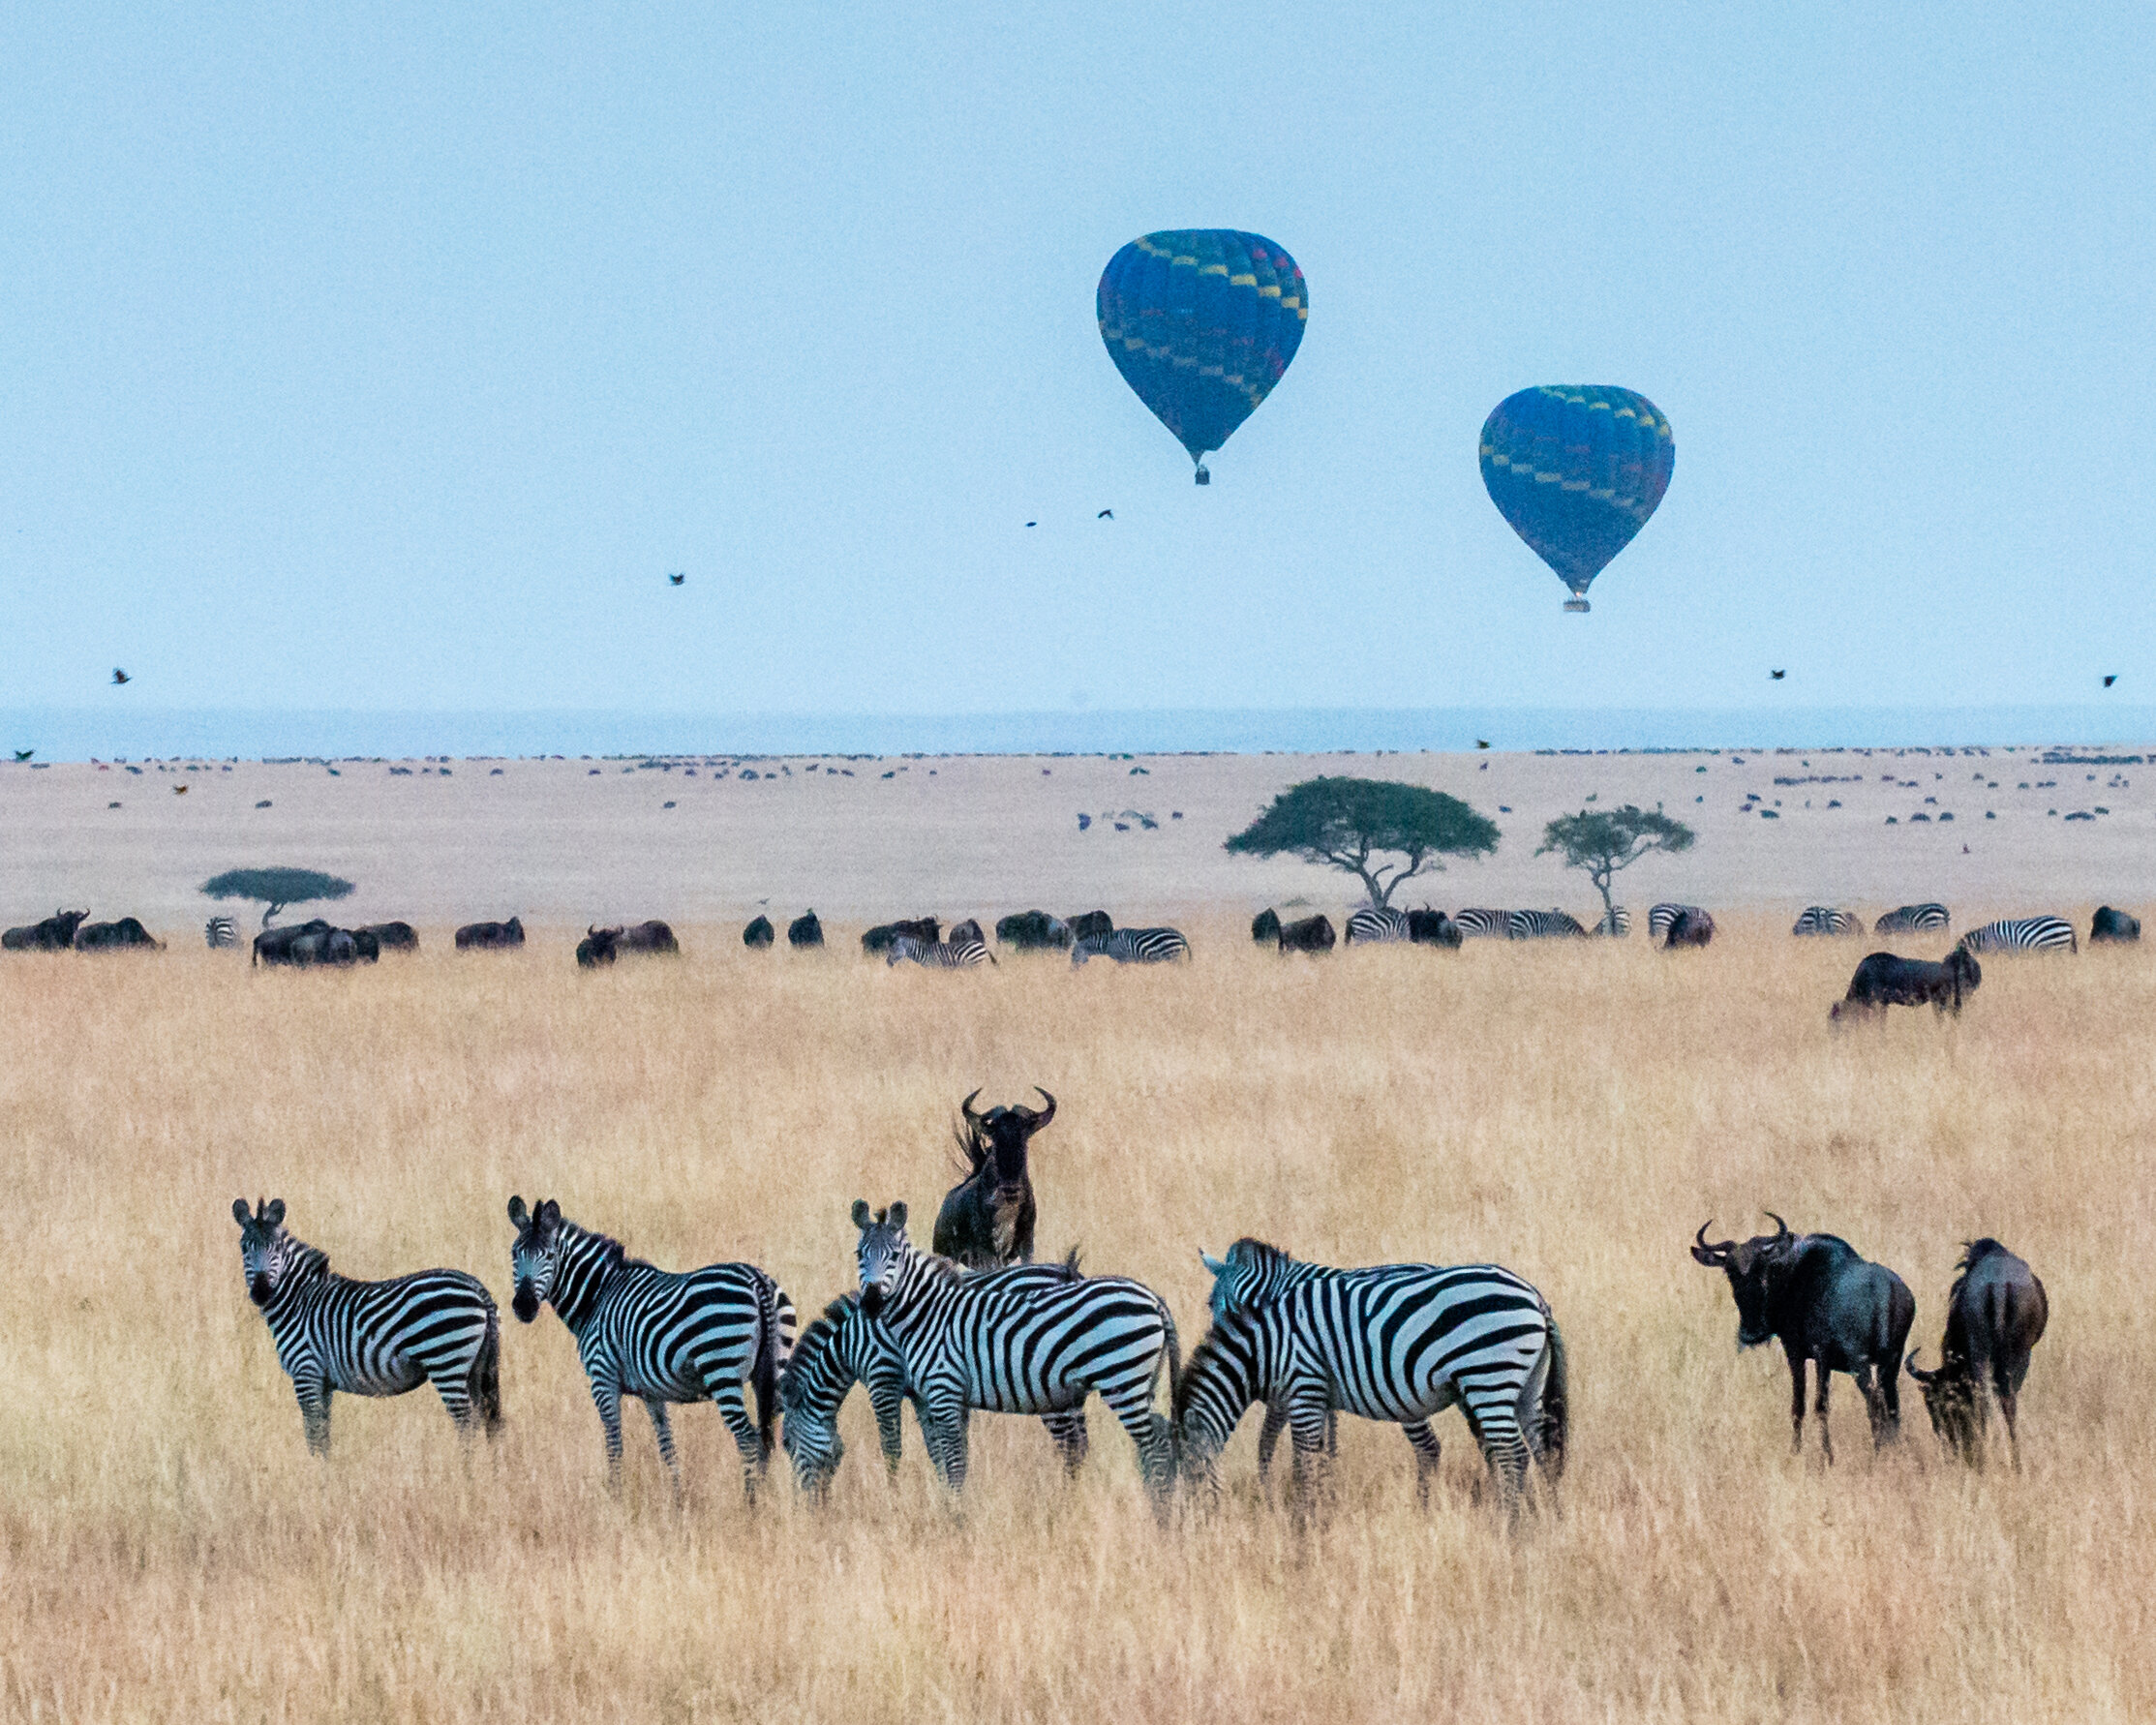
[{"xmin": 3, "ymin": 746, "xmax": 2152, "ymax": 1723}]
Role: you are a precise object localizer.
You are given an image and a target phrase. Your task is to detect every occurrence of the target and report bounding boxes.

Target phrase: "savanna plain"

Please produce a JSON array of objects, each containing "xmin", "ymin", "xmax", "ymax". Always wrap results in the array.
[{"xmin": 5, "ymin": 916, "xmax": 2151, "ymax": 1724}]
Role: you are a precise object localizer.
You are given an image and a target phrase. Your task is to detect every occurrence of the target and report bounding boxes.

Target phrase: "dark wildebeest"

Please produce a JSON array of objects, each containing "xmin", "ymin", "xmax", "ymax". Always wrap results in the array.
[
  {"xmin": 74, "ymin": 917, "xmax": 163, "ymax": 951},
  {"xmin": 455, "ymin": 918, "xmax": 525, "ymax": 951},
  {"xmin": 788, "ymin": 910, "xmax": 824, "ymax": 949},
  {"xmin": 1251, "ymin": 908, "xmax": 1282, "ymax": 945},
  {"xmin": 1830, "ymin": 948, "xmax": 1980, "ymax": 1022},
  {"xmin": 933, "ymin": 1088, "xmax": 1057, "ymax": 1268},
  {"xmin": 1276, "ymin": 914, "xmax": 1335, "ymax": 953},
  {"xmin": 1664, "ymin": 907, "xmax": 1716, "ymax": 949},
  {"xmin": 1691, "ymin": 1214, "xmax": 1916, "ymax": 1460},
  {"xmin": 593, "ymin": 920, "xmax": 679, "ymax": 956},
  {"xmin": 254, "ymin": 920, "xmax": 360, "ymax": 968},
  {"xmin": 4, "ymin": 908, "xmax": 89, "ymax": 951},
  {"xmin": 2091, "ymin": 905, "xmax": 2141, "ymax": 944},
  {"xmin": 743, "ymin": 915, "xmax": 775, "ymax": 949},
  {"xmin": 575, "ymin": 925, "xmax": 625, "ymax": 967},
  {"xmin": 1906, "ymin": 1239, "xmax": 2048, "ymax": 1468},
  {"xmin": 349, "ymin": 929, "xmax": 381, "ymax": 963},
  {"xmin": 862, "ymin": 917, "xmax": 939, "ymax": 955},
  {"xmin": 946, "ymin": 918, "xmax": 987, "ymax": 948},
  {"xmin": 1064, "ymin": 910, "xmax": 1113, "ymax": 945},
  {"xmin": 996, "ymin": 910, "xmax": 1072, "ymax": 952},
  {"xmin": 1406, "ymin": 908, "xmax": 1461, "ymax": 948},
  {"xmin": 355, "ymin": 922, "xmax": 418, "ymax": 954}
]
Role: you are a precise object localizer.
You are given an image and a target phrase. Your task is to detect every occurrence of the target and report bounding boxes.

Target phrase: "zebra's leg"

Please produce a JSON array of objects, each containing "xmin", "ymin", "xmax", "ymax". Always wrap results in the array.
[
  {"xmin": 1464, "ymin": 1397, "xmax": 1533, "ymax": 1516},
  {"xmin": 918, "ymin": 1392, "xmax": 970, "ymax": 1492},
  {"xmin": 1096, "ymin": 1380, "xmax": 1172, "ymax": 1511},
  {"xmin": 869, "ymin": 1380, "xmax": 908, "ymax": 1479},
  {"xmin": 589, "ymin": 1375, "xmax": 625, "ymax": 1490},
  {"xmin": 710, "ymin": 1379, "xmax": 766, "ymax": 1503},
  {"xmin": 644, "ymin": 1399, "xmax": 681, "ymax": 1486},
  {"xmin": 430, "ymin": 1359, "xmax": 476, "ymax": 1434},
  {"xmin": 1042, "ymin": 1407, "xmax": 1089, "ymax": 1475},
  {"xmin": 1285, "ymin": 1392, "xmax": 1332, "ymax": 1506},
  {"xmin": 1403, "ymin": 1420, "xmax": 1442, "ymax": 1506},
  {"xmin": 1256, "ymin": 1401, "xmax": 1287, "ymax": 1485},
  {"xmin": 294, "ymin": 1378, "xmax": 333, "ymax": 1457}
]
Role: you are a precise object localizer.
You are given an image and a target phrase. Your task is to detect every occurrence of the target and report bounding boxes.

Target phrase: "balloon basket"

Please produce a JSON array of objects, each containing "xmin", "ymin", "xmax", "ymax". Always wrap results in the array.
[
  {"xmin": 1194, "ymin": 464, "xmax": 1210, "ymax": 486},
  {"xmin": 1563, "ymin": 596, "xmax": 1591, "ymax": 613}
]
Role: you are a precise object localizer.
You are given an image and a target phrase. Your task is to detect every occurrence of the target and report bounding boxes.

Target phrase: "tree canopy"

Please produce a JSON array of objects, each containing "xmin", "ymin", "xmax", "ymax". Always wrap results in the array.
[
  {"xmin": 1224, "ymin": 777, "xmax": 1500, "ymax": 908},
  {"xmin": 200, "ymin": 867, "xmax": 354, "ymax": 926},
  {"xmin": 1535, "ymin": 804, "xmax": 1694, "ymax": 928}
]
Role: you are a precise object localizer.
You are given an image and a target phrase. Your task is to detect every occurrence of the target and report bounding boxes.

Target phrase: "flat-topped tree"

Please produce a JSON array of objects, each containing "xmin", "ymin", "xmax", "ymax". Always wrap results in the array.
[
  {"xmin": 1225, "ymin": 777, "xmax": 1500, "ymax": 909},
  {"xmin": 200, "ymin": 866, "xmax": 355, "ymax": 928},
  {"xmin": 1536, "ymin": 804, "xmax": 1694, "ymax": 931}
]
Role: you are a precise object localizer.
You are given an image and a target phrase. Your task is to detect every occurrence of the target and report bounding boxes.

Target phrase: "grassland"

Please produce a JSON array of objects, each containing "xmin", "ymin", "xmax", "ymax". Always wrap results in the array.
[{"xmin": 4, "ymin": 921, "xmax": 2151, "ymax": 1722}]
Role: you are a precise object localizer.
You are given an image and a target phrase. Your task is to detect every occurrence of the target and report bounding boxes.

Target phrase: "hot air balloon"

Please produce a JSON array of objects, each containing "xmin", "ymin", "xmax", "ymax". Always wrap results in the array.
[
  {"xmin": 1479, "ymin": 386, "xmax": 1674, "ymax": 611},
  {"xmin": 1097, "ymin": 231, "xmax": 1307, "ymax": 484}
]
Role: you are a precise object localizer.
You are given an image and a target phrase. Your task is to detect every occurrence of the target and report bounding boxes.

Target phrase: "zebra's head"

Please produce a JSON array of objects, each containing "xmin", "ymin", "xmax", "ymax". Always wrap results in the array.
[
  {"xmin": 852, "ymin": 1199, "xmax": 910, "ymax": 1317},
  {"xmin": 777, "ymin": 1299, "xmax": 857, "ymax": 1498},
  {"xmin": 231, "ymin": 1196, "xmax": 291, "ymax": 1307},
  {"xmin": 507, "ymin": 1195, "xmax": 563, "ymax": 1323},
  {"xmin": 1199, "ymin": 1237, "xmax": 1290, "ymax": 1317}
]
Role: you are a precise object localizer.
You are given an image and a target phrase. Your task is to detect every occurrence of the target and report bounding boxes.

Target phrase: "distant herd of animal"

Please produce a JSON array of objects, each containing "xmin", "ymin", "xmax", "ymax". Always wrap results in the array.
[{"xmin": 228, "ymin": 1086, "xmax": 2049, "ymax": 1523}]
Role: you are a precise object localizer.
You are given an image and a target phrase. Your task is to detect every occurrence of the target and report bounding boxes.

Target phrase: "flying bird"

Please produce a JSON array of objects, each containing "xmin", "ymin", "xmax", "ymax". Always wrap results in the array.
[
  {"xmin": 1475, "ymin": 740, "xmax": 1491, "ymax": 749},
  {"xmin": 1098, "ymin": 509, "xmax": 1113, "ymax": 520},
  {"xmin": 111, "ymin": 668, "xmax": 130, "ymax": 684},
  {"xmin": 668, "ymin": 573, "xmax": 684, "ymax": 586},
  {"xmin": 172, "ymin": 784, "xmax": 188, "ymax": 795},
  {"xmin": 2104, "ymin": 675, "xmax": 2117, "ymax": 687},
  {"xmin": 1771, "ymin": 670, "xmax": 1785, "ymax": 681},
  {"xmin": 13, "ymin": 749, "xmax": 32, "ymax": 762},
  {"xmin": 1025, "ymin": 521, "xmax": 1037, "ymax": 529}
]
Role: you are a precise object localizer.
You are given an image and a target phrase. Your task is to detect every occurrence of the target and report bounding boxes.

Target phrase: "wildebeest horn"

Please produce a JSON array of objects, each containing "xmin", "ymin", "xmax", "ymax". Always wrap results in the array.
[
  {"xmin": 1025, "ymin": 1087, "xmax": 1056, "ymax": 1131},
  {"xmin": 588, "ymin": 924, "xmax": 598, "ymax": 937},
  {"xmin": 1764, "ymin": 1211, "xmax": 1791, "ymax": 1242},
  {"xmin": 960, "ymin": 1088, "xmax": 986, "ymax": 1126},
  {"xmin": 1905, "ymin": 1349, "xmax": 1938, "ymax": 1384},
  {"xmin": 1691, "ymin": 1222, "xmax": 1734, "ymax": 1264}
]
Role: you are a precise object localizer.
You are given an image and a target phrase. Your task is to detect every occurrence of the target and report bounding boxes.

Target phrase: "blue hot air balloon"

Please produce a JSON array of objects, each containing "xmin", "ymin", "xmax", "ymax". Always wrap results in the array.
[
  {"xmin": 1097, "ymin": 231, "xmax": 1307, "ymax": 484},
  {"xmin": 1479, "ymin": 386, "xmax": 1675, "ymax": 611}
]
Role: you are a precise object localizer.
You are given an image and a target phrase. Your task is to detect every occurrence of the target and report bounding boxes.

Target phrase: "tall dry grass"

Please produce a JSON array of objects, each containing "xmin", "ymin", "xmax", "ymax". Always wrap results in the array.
[{"xmin": 2, "ymin": 920, "xmax": 2151, "ymax": 1722}]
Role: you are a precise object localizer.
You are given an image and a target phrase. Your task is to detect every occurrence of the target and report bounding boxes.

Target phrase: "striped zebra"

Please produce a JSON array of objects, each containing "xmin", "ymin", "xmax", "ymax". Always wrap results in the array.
[
  {"xmin": 1070, "ymin": 926, "xmax": 1190, "ymax": 965},
  {"xmin": 778, "ymin": 1261, "xmax": 1092, "ymax": 1498},
  {"xmin": 1958, "ymin": 916, "xmax": 2077, "ymax": 955},
  {"xmin": 850, "ymin": 1201, "xmax": 1179, "ymax": 1502},
  {"xmin": 887, "ymin": 931, "xmax": 991, "ymax": 969},
  {"xmin": 231, "ymin": 1197, "xmax": 500, "ymax": 1455},
  {"xmin": 1508, "ymin": 909, "xmax": 1589, "ymax": 939},
  {"xmin": 1344, "ymin": 907, "xmax": 1410, "ymax": 944},
  {"xmin": 507, "ymin": 1196, "xmax": 795, "ymax": 1498},
  {"xmin": 1176, "ymin": 1252, "xmax": 1566, "ymax": 1512},
  {"xmin": 1594, "ymin": 906, "xmax": 1631, "ymax": 937},
  {"xmin": 1648, "ymin": 903, "xmax": 1705, "ymax": 940},
  {"xmin": 1453, "ymin": 908, "xmax": 1511, "ymax": 938},
  {"xmin": 205, "ymin": 915, "xmax": 240, "ymax": 950},
  {"xmin": 1874, "ymin": 902, "xmax": 1950, "ymax": 935},
  {"xmin": 1792, "ymin": 906, "xmax": 1863, "ymax": 936}
]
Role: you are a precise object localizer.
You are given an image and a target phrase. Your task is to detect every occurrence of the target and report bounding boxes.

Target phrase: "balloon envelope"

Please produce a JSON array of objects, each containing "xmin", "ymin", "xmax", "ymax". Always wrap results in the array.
[
  {"xmin": 1098, "ymin": 231, "xmax": 1307, "ymax": 480},
  {"xmin": 1479, "ymin": 386, "xmax": 1674, "ymax": 607}
]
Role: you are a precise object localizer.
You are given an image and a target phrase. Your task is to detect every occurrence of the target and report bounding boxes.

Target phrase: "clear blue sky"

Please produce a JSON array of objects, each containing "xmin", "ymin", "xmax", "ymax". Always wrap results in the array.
[{"xmin": 4, "ymin": 4, "xmax": 2150, "ymax": 719}]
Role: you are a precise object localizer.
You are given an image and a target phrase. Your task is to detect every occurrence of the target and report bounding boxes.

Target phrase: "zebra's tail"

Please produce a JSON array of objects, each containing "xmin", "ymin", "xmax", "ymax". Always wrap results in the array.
[
  {"xmin": 1525, "ymin": 1312, "xmax": 1568, "ymax": 1489},
  {"xmin": 751, "ymin": 1273, "xmax": 797, "ymax": 1463},
  {"xmin": 473, "ymin": 1300, "xmax": 503, "ymax": 1437}
]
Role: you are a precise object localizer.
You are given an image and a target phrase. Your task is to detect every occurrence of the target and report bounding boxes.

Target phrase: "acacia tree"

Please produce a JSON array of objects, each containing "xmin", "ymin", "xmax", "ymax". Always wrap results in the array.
[
  {"xmin": 200, "ymin": 866, "xmax": 355, "ymax": 928},
  {"xmin": 1224, "ymin": 777, "xmax": 1500, "ymax": 909},
  {"xmin": 1535, "ymin": 804, "xmax": 1694, "ymax": 931}
]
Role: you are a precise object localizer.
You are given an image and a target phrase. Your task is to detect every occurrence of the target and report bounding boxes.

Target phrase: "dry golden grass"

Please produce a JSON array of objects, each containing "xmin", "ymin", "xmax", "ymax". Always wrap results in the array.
[{"xmin": 4, "ymin": 920, "xmax": 2152, "ymax": 1722}]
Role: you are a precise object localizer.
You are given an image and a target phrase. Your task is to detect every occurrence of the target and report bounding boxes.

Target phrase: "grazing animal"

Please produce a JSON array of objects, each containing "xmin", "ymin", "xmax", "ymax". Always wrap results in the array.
[
  {"xmin": 1345, "ymin": 907, "xmax": 1409, "ymax": 944},
  {"xmin": 1453, "ymin": 908, "xmax": 1510, "ymax": 939},
  {"xmin": 1595, "ymin": 905, "xmax": 1631, "ymax": 937},
  {"xmin": 204, "ymin": 915, "xmax": 240, "ymax": 950},
  {"xmin": 934, "ymin": 1088, "xmax": 1055, "ymax": 1267},
  {"xmin": 73, "ymin": 916, "xmax": 163, "ymax": 951},
  {"xmin": 1072, "ymin": 926, "xmax": 1190, "ymax": 965},
  {"xmin": 1064, "ymin": 910, "xmax": 1113, "ymax": 944},
  {"xmin": 1905, "ymin": 1239, "xmax": 2049, "ymax": 1468},
  {"xmin": 1648, "ymin": 903, "xmax": 1704, "ymax": 940},
  {"xmin": 946, "ymin": 917, "xmax": 987, "ymax": 946},
  {"xmin": 1663, "ymin": 906, "xmax": 1716, "ymax": 948},
  {"xmin": 888, "ymin": 931, "xmax": 991, "ymax": 969},
  {"xmin": 861, "ymin": 917, "xmax": 940, "ymax": 955},
  {"xmin": 1958, "ymin": 916, "xmax": 2077, "ymax": 955},
  {"xmin": 252, "ymin": 920, "xmax": 359, "ymax": 968},
  {"xmin": 3, "ymin": 908, "xmax": 90, "ymax": 951},
  {"xmin": 743, "ymin": 915, "xmax": 775, "ymax": 949},
  {"xmin": 1831, "ymin": 948, "xmax": 1980, "ymax": 1020},
  {"xmin": 787, "ymin": 910, "xmax": 824, "ymax": 949},
  {"xmin": 995, "ymin": 909, "xmax": 1073, "ymax": 952},
  {"xmin": 1873, "ymin": 902, "xmax": 1950, "ymax": 935},
  {"xmin": 454, "ymin": 918, "xmax": 525, "ymax": 950},
  {"xmin": 575, "ymin": 926, "xmax": 618, "ymax": 967},
  {"xmin": 506, "ymin": 1196, "xmax": 794, "ymax": 1498},
  {"xmin": 1792, "ymin": 906, "xmax": 1863, "ymax": 937},
  {"xmin": 2090, "ymin": 905, "xmax": 2141, "ymax": 944},
  {"xmin": 1691, "ymin": 1215, "xmax": 1916, "ymax": 1460},
  {"xmin": 1275, "ymin": 914, "xmax": 1336, "ymax": 953},
  {"xmin": 1406, "ymin": 907, "xmax": 1462, "ymax": 947},
  {"xmin": 231, "ymin": 1198, "xmax": 500, "ymax": 1455},
  {"xmin": 1508, "ymin": 909, "xmax": 1589, "ymax": 939},
  {"xmin": 850, "ymin": 1202, "xmax": 1179, "ymax": 1503},
  {"xmin": 1177, "ymin": 1246, "xmax": 1565, "ymax": 1512},
  {"xmin": 354, "ymin": 922, "xmax": 418, "ymax": 953},
  {"xmin": 579, "ymin": 921, "xmax": 678, "ymax": 967},
  {"xmin": 1250, "ymin": 908, "xmax": 1282, "ymax": 945}
]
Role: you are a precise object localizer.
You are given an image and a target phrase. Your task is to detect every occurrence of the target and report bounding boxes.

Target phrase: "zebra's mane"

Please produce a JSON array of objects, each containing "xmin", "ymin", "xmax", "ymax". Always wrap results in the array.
[
  {"xmin": 1229, "ymin": 1237, "xmax": 1293, "ymax": 1270},
  {"xmin": 284, "ymin": 1238, "xmax": 332, "ymax": 1284},
  {"xmin": 556, "ymin": 1216, "xmax": 653, "ymax": 1276}
]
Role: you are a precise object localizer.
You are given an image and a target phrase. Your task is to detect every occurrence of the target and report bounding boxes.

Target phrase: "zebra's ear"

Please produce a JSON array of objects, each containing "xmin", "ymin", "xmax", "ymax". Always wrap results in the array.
[
  {"xmin": 888, "ymin": 1201, "xmax": 908, "ymax": 1233},
  {"xmin": 232, "ymin": 1197, "xmax": 252, "ymax": 1227},
  {"xmin": 851, "ymin": 1199, "xmax": 872, "ymax": 1230},
  {"xmin": 263, "ymin": 1199, "xmax": 285, "ymax": 1228},
  {"xmin": 535, "ymin": 1199, "xmax": 560, "ymax": 1228},
  {"xmin": 507, "ymin": 1195, "xmax": 529, "ymax": 1229},
  {"xmin": 1200, "ymin": 1250, "xmax": 1227, "ymax": 1276}
]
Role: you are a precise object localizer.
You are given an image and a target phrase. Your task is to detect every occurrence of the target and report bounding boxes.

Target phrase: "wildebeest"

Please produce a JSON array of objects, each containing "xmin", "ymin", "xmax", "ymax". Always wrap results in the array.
[
  {"xmin": 74, "ymin": 916, "xmax": 163, "ymax": 951},
  {"xmin": 454, "ymin": 918, "xmax": 525, "ymax": 951},
  {"xmin": 355, "ymin": 922, "xmax": 418, "ymax": 953},
  {"xmin": 1406, "ymin": 908, "xmax": 1462, "ymax": 948},
  {"xmin": 253, "ymin": 921, "xmax": 362, "ymax": 968},
  {"xmin": 350, "ymin": 929, "xmax": 381, "ymax": 963},
  {"xmin": 1250, "ymin": 908, "xmax": 1282, "ymax": 945},
  {"xmin": 2091, "ymin": 905, "xmax": 2141, "ymax": 944},
  {"xmin": 575, "ymin": 926, "xmax": 618, "ymax": 967},
  {"xmin": 788, "ymin": 910, "xmax": 824, "ymax": 949},
  {"xmin": 1275, "ymin": 914, "xmax": 1335, "ymax": 953},
  {"xmin": 577, "ymin": 921, "xmax": 673, "ymax": 965},
  {"xmin": 743, "ymin": 915, "xmax": 775, "ymax": 949},
  {"xmin": 1830, "ymin": 948, "xmax": 1980, "ymax": 1021},
  {"xmin": 1691, "ymin": 1214, "xmax": 1916, "ymax": 1460},
  {"xmin": 1905, "ymin": 1238, "xmax": 2048, "ymax": 1468},
  {"xmin": 4, "ymin": 908, "xmax": 89, "ymax": 951},
  {"xmin": 996, "ymin": 910, "xmax": 1073, "ymax": 952},
  {"xmin": 1663, "ymin": 906, "xmax": 1716, "ymax": 949},
  {"xmin": 946, "ymin": 918, "xmax": 986, "ymax": 947},
  {"xmin": 862, "ymin": 917, "xmax": 939, "ymax": 955},
  {"xmin": 933, "ymin": 1088, "xmax": 1056, "ymax": 1268},
  {"xmin": 1064, "ymin": 910, "xmax": 1113, "ymax": 944}
]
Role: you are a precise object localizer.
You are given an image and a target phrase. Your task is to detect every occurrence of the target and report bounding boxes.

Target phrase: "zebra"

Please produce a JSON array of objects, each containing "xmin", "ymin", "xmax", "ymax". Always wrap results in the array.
[
  {"xmin": 1070, "ymin": 926, "xmax": 1190, "ymax": 965},
  {"xmin": 1176, "ymin": 1253, "xmax": 1566, "ymax": 1513},
  {"xmin": 1508, "ymin": 909, "xmax": 1589, "ymax": 939},
  {"xmin": 778, "ymin": 1260, "xmax": 1092, "ymax": 1498},
  {"xmin": 1344, "ymin": 907, "xmax": 1410, "ymax": 944},
  {"xmin": 1958, "ymin": 916, "xmax": 2077, "ymax": 955},
  {"xmin": 1453, "ymin": 908, "xmax": 1511, "ymax": 938},
  {"xmin": 849, "ymin": 1201, "xmax": 1179, "ymax": 1503},
  {"xmin": 1594, "ymin": 905, "xmax": 1631, "ymax": 937},
  {"xmin": 1792, "ymin": 906, "xmax": 1863, "ymax": 936},
  {"xmin": 1874, "ymin": 902, "xmax": 1951, "ymax": 935},
  {"xmin": 506, "ymin": 1196, "xmax": 795, "ymax": 1498},
  {"xmin": 887, "ymin": 931, "xmax": 992, "ymax": 969},
  {"xmin": 1648, "ymin": 903, "xmax": 1705, "ymax": 940},
  {"xmin": 231, "ymin": 1197, "xmax": 501, "ymax": 1455},
  {"xmin": 1199, "ymin": 1240, "xmax": 1443, "ymax": 1499},
  {"xmin": 205, "ymin": 915, "xmax": 239, "ymax": 950}
]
